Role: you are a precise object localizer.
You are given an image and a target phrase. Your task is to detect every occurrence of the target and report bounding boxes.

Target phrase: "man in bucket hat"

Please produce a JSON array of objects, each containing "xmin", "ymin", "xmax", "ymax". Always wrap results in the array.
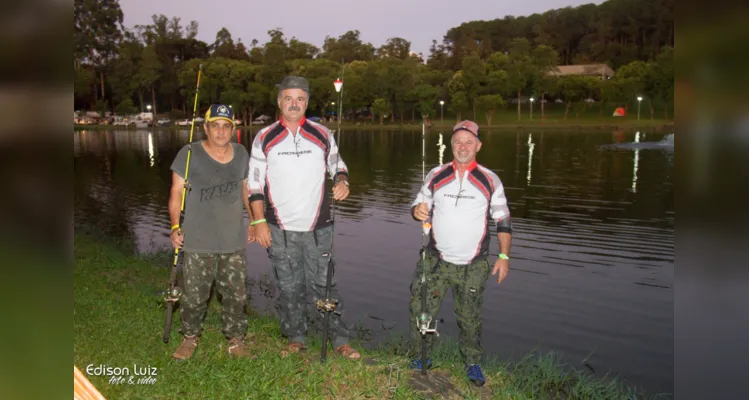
[
  {"xmin": 247, "ymin": 76, "xmax": 361, "ymax": 360},
  {"xmin": 408, "ymin": 120, "xmax": 513, "ymax": 386},
  {"xmin": 169, "ymin": 104, "xmax": 255, "ymax": 360}
]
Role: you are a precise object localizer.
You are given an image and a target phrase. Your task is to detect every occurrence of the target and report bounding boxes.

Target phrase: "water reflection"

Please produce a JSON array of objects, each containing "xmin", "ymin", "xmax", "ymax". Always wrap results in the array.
[
  {"xmin": 147, "ymin": 132, "xmax": 155, "ymax": 167},
  {"xmin": 74, "ymin": 128, "xmax": 674, "ymax": 394},
  {"xmin": 526, "ymin": 133, "xmax": 535, "ymax": 186},
  {"xmin": 632, "ymin": 132, "xmax": 640, "ymax": 193}
]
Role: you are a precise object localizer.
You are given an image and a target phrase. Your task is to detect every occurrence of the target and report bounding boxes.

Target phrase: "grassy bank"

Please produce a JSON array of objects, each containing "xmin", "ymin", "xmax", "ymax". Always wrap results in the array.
[{"xmin": 74, "ymin": 234, "xmax": 664, "ymax": 399}]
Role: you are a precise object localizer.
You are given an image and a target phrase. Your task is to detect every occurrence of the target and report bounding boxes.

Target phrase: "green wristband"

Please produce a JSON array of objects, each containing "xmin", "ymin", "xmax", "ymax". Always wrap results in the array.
[
  {"xmin": 498, "ymin": 253, "xmax": 509, "ymax": 260},
  {"xmin": 250, "ymin": 218, "xmax": 267, "ymax": 226}
]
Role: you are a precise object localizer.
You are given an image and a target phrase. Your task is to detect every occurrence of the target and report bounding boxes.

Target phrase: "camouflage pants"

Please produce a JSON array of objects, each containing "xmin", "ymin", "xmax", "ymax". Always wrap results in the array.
[
  {"xmin": 267, "ymin": 224, "xmax": 351, "ymax": 348},
  {"xmin": 180, "ymin": 250, "xmax": 247, "ymax": 339},
  {"xmin": 409, "ymin": 250, "xmax": 491, "ymax": 365}
]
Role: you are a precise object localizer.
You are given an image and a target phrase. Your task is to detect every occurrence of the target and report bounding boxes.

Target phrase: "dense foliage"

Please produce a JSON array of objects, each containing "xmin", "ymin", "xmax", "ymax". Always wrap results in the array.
[{"xmin": 74, "ymin": 0, "xmax": 673, "ymax": 123}]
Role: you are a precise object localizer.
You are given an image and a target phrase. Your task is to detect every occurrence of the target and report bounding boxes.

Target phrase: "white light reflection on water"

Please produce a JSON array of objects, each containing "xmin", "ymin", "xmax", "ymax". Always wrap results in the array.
[{"xmin": 527, "ymin": 133, "xmax": 535, "ymax": 186}]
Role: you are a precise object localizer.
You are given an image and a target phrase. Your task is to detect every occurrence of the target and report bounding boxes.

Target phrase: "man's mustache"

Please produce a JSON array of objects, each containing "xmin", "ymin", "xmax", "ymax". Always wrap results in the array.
[{"xmin": 287, "ymin": 106, "xmax": 301, "ymax": 111}]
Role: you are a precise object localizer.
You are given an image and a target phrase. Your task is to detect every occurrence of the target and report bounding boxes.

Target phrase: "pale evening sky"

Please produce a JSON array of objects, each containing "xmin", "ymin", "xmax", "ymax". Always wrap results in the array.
[{"xmin": 119, "ymin": 0, "xmax": 604, "ymax": 57}]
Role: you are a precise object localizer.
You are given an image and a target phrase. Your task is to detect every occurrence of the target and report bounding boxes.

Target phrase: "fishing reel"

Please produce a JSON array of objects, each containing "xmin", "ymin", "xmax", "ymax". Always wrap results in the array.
[
  {"xmin": 164, "ymin": 286, "xmax": 182, "ymax": 303},
  {"xmin": 316, "ymin": 298, "xmax": 340, "ymax": 315},
  {"xmin": 416, "ymin": 313, "xmax": 439, "ymax": 337}
]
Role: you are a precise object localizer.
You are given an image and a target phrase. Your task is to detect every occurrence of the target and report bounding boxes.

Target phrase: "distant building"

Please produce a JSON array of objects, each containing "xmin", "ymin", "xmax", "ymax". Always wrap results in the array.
[{"xmin": 548, "ymin": 64, "xmax": 614, "ymax": 80}]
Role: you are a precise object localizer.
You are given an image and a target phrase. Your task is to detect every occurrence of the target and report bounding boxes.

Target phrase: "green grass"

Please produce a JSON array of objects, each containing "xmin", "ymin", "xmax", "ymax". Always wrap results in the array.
[{"xmin": 74, "ymin": 234, "xmax": 669, "ymax": 399}]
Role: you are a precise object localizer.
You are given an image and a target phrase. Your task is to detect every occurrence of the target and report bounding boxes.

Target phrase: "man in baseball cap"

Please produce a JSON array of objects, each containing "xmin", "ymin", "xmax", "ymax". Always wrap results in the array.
[
  {"xmin": 453, "ymin": 120, "xmax": 480, "ymax": 139},
  {"xmin": 205, "ymin": 104, "xmax": 236, "ymax": 124},
  {"xmin": 169, "ymin": 102, "xmax": 254, "ymax": 360},
  {"xmin": 248, "ymin": 74, "xmax": 360, "ymax": 361},
  {"xmin": 276, "ymin": 76, "xmax": 310, "ymax": 95},
  {"xmin": 409, "ymin": 118, "xmax": 512, "ymax": 386}
]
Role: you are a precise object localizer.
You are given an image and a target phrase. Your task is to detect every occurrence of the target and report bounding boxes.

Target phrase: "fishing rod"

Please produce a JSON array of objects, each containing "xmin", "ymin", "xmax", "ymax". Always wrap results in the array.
[
  {"xmin": 163, "ymin": 64, "xmax": 202, "ymax": 344},
  {"xmin": 318, "ymin": 61, "xmax": 346, "ymax": 363},
  {"xmin": 417, "ymin": 124, "xmax": 441, "ymax": 375}
]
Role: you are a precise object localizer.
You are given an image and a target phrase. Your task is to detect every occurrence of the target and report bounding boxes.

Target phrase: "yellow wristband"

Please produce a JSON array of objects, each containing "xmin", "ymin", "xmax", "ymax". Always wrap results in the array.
[
  {"xmin": 499, "ymin": 253, "xmax": 509, "ymax": 260},
  {"xmin": 171, "ymin": 224, "xmax": 180, "ymax": 231},
  {"xmin": 250, "ymin": 219, "xmax": 267, "ymax": 226}
]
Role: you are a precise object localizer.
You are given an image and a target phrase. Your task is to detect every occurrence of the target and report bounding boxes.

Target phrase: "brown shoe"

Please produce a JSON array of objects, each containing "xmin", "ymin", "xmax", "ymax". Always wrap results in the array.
[
  {"xmin": 172, "ymin": 335, "xmax": 198, "ymax": 360},
  {"xmin": 335, "ymin": 344, "xmax": 361, "ymax": 360},
  {"xmin": 228, "ymin": 337, "xmax": 253, "ymax": 358},
  {"xmin": 280, "ymin": 342, "xmax": 306, "ymax": 358}
]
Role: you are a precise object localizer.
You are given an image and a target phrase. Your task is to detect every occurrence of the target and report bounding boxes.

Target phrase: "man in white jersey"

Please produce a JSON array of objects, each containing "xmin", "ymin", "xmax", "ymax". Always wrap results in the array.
[
  {"xmin": 248, "ymin": 76, "xmax": 360, "ymax": 360},
  {"xmin": 409, "ymin": 120, "xmax": 512, "ymax": 386}
]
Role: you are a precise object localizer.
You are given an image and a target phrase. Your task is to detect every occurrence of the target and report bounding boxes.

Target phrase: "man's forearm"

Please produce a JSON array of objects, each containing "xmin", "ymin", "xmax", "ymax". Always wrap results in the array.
[
  {"xmin": 242, "ymin": 181, "xmax": 252, "ymax": 219},
  {"xmin": 243, "ymin": 197, "xmax": 252, "ymax": 220},
  {"xmin": 250, "ymin": 200, "xmax": 265, "ymax": 221},
  {"xmin": 168, "ymin": 193, "xmax": 182, "ymax": 227},
  {"xmin": 498, "ymin": 232, "xmax": 512, "ymax": 256},
  {"xmin": 334, "ymin": 172, "xmax": 348, "ymax": 183}
]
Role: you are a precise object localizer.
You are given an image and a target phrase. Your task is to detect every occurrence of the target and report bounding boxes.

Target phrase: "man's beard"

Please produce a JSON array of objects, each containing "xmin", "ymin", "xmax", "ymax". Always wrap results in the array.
[{"xmin": 455, "ymin": 153, "xmax": 473, "ymax": 163}]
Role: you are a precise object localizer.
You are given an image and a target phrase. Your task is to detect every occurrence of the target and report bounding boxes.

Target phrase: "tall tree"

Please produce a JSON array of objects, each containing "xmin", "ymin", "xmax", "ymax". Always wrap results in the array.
[
  {"xmin": 138, "ymin": 45, "xmax": 161, "ymax": 114},
  {"xmin": 460, "ymin": 55, "xmax": 486, "ymax": 120},
  {"xmin": 505, "ymin": 38, "xmax": 534, "ymax": 121},
  {"xmin": 529, "ymin": 44, "xmax": 559, "ymax": 120},
  {"xmin": 287, "ymin": 37, "xmax": 319, "ymax": 60},
  {"xmin": 448, "ymin": 71, "xmax": 470, "ymax": 121},
  {"xmin": 108, "ymin": 31, "xmax": 143, "ymax": 110},
  {"xmin": 321, "ymin": 30, "xmax": 375, "ymax": 63},
  {"xmin": 377, "ymin": 37, "xmax": 411, "ymax": 59},
  {"xmin": 211, "ymin": 27, "xmax": 250, "ymax": 60},
  {"xmin": 371, "ymin": 98, "xmax": 391, "ymax": 125},
  {"xmin": 476, "ymin": 94, "xmax": 505, "ymax": 125},
  {"xmin": 74, "ymin": 0, "xmax": 124, "ymax": 102}
]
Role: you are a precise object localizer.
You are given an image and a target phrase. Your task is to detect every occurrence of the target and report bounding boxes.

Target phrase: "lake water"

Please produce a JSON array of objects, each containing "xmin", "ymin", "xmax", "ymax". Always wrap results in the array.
[{"xmin": 74, "ymin": 127, "xmax": 674, "ymax": 395}]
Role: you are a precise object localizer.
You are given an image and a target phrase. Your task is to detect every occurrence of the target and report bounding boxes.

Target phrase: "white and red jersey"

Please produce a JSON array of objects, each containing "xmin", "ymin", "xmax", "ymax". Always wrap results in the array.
[
  {"xmin": 248, "ymin": 118, "xmax": 348, "ymax": 232},
  {"xmin": 413, "ymin": 160, "xmax": 511, "ymax": 265}
]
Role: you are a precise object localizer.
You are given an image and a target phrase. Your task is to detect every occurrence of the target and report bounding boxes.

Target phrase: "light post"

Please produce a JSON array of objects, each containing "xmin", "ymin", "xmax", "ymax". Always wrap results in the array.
[
  {"xmin": 637, "ymin": 96, "xmax": 643, "ymax": 120},
  {"xmin": 146, "ymin": 104, "xmax": 152, "ymax": 112},
  {"xmin": 439, "ymin": 100, "xmax": 444, "ymax": 122},
  {"xmin": 530, "ymin": 97, "xmax": 535, "ymax": 121},
  {"xmin": 334, "ymin": 78, "xmax": 343, "ymax": 124}
]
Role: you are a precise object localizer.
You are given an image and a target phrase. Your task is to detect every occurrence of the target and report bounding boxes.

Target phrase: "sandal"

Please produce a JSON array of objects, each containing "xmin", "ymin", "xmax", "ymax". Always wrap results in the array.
[
  {"xmin": 335, "ymin": 344, "xmax": 361, "ymax": 360},
  {"xmin": 281, "ymin": 342, "xmax": 306, "ymax": 358}
]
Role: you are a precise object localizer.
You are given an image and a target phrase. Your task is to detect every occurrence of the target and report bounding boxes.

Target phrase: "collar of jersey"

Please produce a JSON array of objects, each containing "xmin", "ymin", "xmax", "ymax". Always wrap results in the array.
[
  {"xmin": 279, "ymin": 116, "xmax": 307, "ymax": 130},
  {"xmin": 452, "ymin": 159, "xmax": 478, "ymax": 172}
]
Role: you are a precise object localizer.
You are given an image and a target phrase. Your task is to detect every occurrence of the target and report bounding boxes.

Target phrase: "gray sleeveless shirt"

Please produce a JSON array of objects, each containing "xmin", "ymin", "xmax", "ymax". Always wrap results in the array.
[{"xmin": 170, "ymin": 142, "xmax": 249, "ymax": 253}]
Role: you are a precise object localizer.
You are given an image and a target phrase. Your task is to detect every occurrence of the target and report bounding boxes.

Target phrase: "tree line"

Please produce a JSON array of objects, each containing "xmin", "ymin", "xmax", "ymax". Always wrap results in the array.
[{"xmin": 74, "ymin": 0, "xmax": 673, "ymax": 124}]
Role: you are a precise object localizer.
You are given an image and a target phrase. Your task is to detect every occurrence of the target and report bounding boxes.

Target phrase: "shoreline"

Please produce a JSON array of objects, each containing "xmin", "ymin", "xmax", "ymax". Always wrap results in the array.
[
  {"xmin": 73, "ymin": 233, "xmax": 667, "ymax": 399},
  {"xmin": 74, "ymin": 119, "xmax": 674, "ymax": 132}
]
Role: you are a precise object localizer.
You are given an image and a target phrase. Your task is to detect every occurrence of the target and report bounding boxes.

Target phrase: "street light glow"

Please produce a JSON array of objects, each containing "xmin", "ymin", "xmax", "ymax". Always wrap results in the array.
[
  {"xmin": 439, "ymin": 100, "xmax": 444, "ymax": 105},
  {"xmin": 530, "ymin": 97, "xmax": 535, "ymax": 102},
  {"xmin": 636, "ymin": 97, "xmax": 643, "ymax": 120}
]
